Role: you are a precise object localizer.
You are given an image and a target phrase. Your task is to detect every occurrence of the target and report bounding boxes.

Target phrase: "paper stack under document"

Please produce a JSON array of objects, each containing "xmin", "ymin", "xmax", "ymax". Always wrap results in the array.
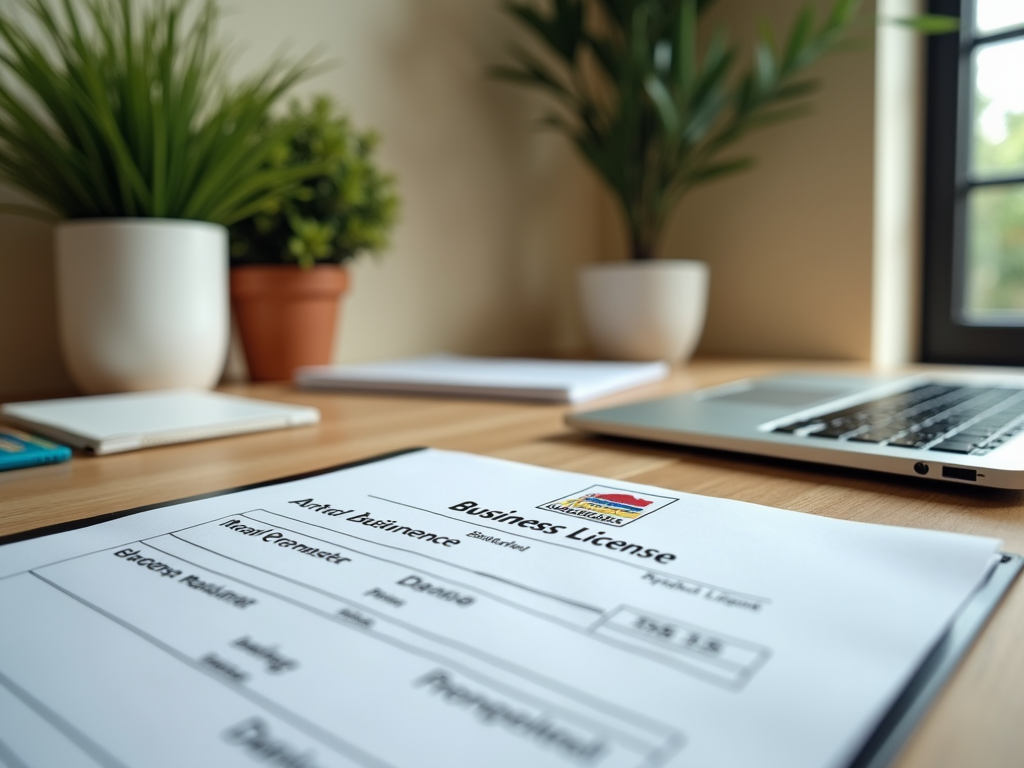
[{"xmin": 295, "ymin": 354, "xmax": 670, "ymax": 403}]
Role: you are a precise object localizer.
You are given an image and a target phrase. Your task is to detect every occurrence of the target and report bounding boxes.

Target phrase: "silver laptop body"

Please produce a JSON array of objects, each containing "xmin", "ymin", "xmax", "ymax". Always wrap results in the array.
[{"xmin": 566, "ymin": 372, "xmax": 1024, "ymax": 489}]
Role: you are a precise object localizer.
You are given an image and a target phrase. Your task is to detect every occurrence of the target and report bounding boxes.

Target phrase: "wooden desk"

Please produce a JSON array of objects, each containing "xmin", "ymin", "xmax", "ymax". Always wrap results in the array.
[{"xmin": 2, "ymin": 359, "xmax": 1022, "ymax": 767}]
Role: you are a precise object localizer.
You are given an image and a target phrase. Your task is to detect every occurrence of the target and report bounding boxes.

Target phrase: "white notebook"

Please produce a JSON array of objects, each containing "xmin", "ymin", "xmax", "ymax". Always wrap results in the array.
[
  {"xmin": 295, "ymin": 354, "xmax": 670, "ymax": 403},
  {"xmin": 1, "ymin": 389, "xmax": 320, "ymax": 455}
]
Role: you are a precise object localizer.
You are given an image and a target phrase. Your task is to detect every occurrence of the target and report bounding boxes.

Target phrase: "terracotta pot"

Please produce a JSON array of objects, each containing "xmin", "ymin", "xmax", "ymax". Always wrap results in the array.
[{"xmin": 230, "ymin": 265, "xmax": 348, "ymax": 381}]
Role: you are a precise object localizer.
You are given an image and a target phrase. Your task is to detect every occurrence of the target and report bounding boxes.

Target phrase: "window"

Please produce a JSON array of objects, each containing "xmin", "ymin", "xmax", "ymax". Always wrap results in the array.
[{"xmin": 921, "ymin": 0, "xmax": 1024, "ymax": 364}]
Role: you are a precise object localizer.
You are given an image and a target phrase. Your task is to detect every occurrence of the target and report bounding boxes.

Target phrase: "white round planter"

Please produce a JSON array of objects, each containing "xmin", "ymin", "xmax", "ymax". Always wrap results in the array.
[
  {"xmin": 579, "ymin": 260, "xmax": 709, "ymax": 362},
  {"xmin": 55, "ymin": 219, "xmax": 229, "ymax": 394}
]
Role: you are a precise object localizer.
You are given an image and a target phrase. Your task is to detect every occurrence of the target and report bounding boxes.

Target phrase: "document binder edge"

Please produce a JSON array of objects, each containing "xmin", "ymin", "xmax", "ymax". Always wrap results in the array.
[{"xmin": 848, "ymin": 553, "xmax": 1024, "ymax": 768}]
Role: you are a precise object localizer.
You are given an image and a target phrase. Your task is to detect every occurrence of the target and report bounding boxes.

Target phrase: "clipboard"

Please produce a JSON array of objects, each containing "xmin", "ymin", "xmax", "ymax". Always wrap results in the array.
[{"xmin": 849, "ymin": 553, "xmax": 1023, "ymax": 768}]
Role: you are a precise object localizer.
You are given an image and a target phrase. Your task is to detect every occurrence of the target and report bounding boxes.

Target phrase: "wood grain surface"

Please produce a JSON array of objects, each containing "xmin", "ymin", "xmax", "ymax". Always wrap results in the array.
[{"xmin": 2, "ymin": 359, "xmax": 1022, "ymax": 768}]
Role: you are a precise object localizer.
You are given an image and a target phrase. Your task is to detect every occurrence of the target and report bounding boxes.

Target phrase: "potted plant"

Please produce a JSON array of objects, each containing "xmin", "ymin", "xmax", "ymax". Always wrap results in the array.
[
  {"xmin": 496, "ymin": 0, "xmax": 954, "ymax": 361},
  {"xmin": 0, "ymin": 0, "xmax": 320, "ymax": 393},
  {"xmin": 229, "ymin": 97, "xmax": 400, "ymax": 381}
]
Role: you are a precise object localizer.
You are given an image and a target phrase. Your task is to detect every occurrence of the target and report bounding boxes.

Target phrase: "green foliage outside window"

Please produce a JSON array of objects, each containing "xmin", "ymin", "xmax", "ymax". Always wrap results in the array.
[{"xmin": 967, "ymin": 100, "xmax": 1024, "ymax": 317}]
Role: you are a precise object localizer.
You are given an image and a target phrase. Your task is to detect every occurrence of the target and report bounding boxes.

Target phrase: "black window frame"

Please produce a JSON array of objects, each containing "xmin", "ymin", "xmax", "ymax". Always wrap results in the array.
[{"xmin": 921, "ymin": 0, "xmax": 1024, "ymax": 365}]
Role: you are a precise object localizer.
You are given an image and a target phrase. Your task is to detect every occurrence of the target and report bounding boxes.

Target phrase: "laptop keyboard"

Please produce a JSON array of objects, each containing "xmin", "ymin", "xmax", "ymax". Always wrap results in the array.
[{"xmin": 772, "ymin": 384, "xmax": 1024, "ymax": 455}]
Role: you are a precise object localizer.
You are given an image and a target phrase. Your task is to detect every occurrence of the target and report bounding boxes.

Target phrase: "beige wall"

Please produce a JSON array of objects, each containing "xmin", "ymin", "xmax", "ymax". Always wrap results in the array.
[
  {"xmin": 224, "ymin": 1, "xmax": 604, "ymax": 366},
  {"xmin": 0, "ymin": 0, "xmax": 877, "ymax": 399}
]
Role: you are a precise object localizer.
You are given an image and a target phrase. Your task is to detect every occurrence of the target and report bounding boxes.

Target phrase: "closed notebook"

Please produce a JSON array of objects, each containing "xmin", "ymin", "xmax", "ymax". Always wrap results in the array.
[
  {"xmin": 1, "ymin": 389, "xmax": 320, "ymax": 456},
  {"xmin": 296, "ymin": 354, "xmax": 670, "ymax": 403},
  {"xmin": 0, "ymin": 427, "xmax": 72, "ymax": 470}
]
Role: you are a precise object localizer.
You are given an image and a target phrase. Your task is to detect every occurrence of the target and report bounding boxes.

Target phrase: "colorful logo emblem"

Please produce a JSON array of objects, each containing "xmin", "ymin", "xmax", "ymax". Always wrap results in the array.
[{"xmin": 537, "ymin": 485, "xmax": 677, "ymax": 526}]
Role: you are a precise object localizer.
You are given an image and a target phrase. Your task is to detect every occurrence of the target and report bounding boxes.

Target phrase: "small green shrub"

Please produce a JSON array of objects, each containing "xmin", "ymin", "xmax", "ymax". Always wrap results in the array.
[{"xmin": 229, "ymin": 97, "xmax": 400, "ymax": 270}]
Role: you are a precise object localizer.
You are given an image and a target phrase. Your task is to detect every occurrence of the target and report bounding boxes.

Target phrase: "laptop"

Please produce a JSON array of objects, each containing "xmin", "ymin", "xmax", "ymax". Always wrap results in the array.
[{"xmin": 566, "ymin": 372, "xmax": 1024, "ymax": 489}]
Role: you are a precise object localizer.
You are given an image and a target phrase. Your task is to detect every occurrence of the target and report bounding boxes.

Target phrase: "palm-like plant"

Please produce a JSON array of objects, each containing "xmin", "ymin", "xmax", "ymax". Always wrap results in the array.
[
  {"xmin": 0, "ymin": 0, "xmax": 321, "ymax": 225},
  {"xmin": 496, "ymin": 0, "xmax": 951, "ymax": 261}
]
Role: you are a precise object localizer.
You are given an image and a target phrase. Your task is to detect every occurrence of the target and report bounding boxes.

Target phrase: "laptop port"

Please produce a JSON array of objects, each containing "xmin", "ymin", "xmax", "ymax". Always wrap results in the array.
[{"xmin": 942, "ymin": 466, "xmax": 977, "ymax": 482}]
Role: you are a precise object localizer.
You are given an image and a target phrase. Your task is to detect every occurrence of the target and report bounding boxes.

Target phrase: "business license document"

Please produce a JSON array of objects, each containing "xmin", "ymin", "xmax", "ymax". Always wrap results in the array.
[{"xmin": 0, "ymin": 449, "xmax": 1005, "ymax": 768}]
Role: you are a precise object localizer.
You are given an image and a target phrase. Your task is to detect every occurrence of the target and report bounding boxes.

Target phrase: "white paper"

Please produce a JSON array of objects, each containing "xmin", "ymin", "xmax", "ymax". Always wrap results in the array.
[
  {"xmin": 1, "ymin": 389, "xmax": 320, "ymax": 454},
  {"xmin": 295, "ymin": 354, "xmax": 669, "ymax": 403},
  {"xmin": 0, "ymin": 449, "xmax": 1001, "ymax": 768}
]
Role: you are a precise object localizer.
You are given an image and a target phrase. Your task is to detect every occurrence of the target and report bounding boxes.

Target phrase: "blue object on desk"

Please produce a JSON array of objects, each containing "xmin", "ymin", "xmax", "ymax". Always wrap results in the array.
[{"xmin": 0, "ymin": 427, "xmax": 71, "ymax": 470}]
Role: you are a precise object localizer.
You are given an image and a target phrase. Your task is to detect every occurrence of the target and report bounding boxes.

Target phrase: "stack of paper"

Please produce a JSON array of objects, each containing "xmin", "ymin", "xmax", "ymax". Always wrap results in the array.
[
  {"xmin": 1, "ymin": 389, "xmax": 320, "ymax": 455},
  {"xmin": 295, "ymin": 354, "xmax": 670, "ymax": 403}
]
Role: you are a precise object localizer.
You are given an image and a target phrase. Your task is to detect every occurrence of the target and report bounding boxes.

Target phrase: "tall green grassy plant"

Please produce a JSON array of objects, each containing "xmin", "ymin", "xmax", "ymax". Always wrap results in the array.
[
  {"xmin": 496, "ymin": 0, "xmax": 955, "ymax": 261},
  {"xmin": 0, "ymin": 0, "xmax": 321, "ymax": 224}
]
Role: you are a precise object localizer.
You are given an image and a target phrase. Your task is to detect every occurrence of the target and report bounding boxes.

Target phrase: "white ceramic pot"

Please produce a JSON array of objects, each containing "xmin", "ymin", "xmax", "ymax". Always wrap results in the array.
[
  {"xmin": 55, "ymin": 219, "xmax": 229, "ymax": 394},
  {"xmin": 579, "ymin": 260, "xmax": 709, "ymax": 362}
]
